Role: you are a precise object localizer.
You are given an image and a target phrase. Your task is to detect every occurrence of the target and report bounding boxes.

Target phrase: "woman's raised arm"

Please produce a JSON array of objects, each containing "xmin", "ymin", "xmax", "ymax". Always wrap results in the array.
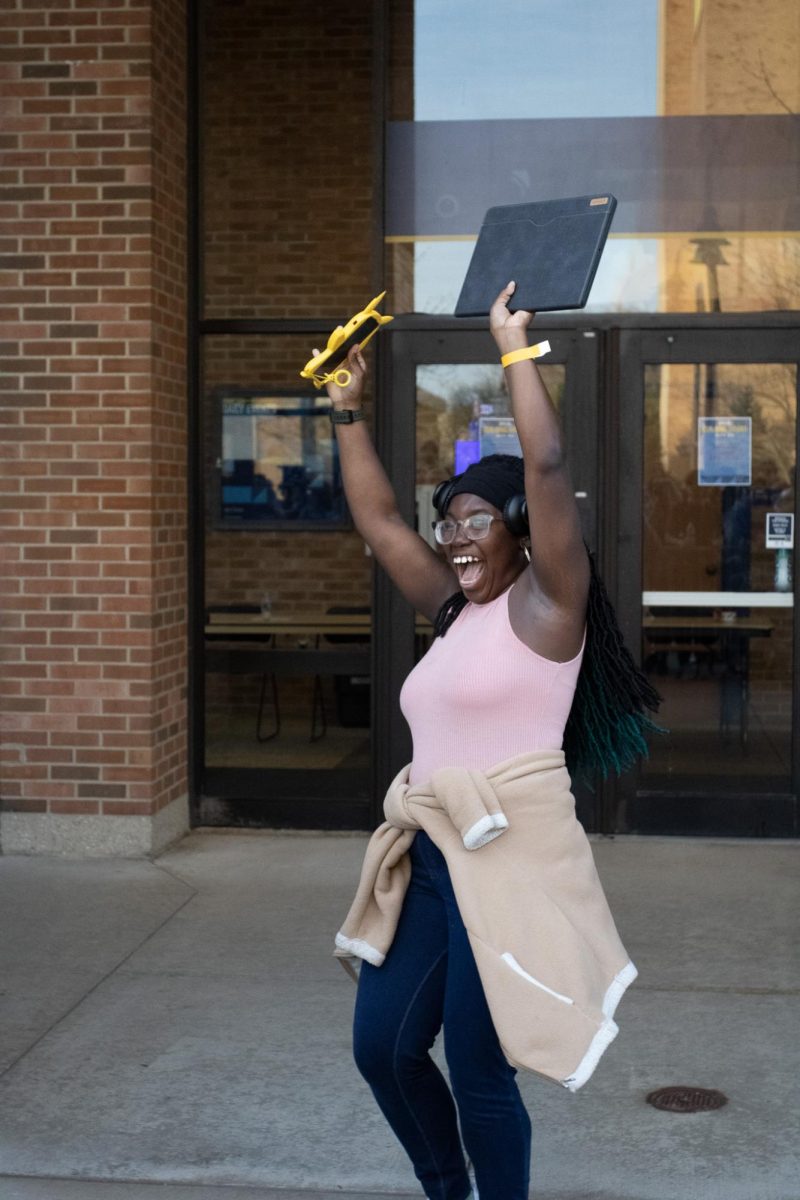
[
  {"xmin": 489, "ymin": 283, "xmax": 589, "ymax": 651},
  {"xmin": 321, "ymin": 343, "xmax": 456, "ymax": 622}
]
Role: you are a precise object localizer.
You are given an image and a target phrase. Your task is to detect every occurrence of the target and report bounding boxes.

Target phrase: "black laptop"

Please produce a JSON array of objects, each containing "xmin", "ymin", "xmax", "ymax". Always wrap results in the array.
[{"xmin": 454, "ymin": 194, "xmax": 616, "ymax": 316}]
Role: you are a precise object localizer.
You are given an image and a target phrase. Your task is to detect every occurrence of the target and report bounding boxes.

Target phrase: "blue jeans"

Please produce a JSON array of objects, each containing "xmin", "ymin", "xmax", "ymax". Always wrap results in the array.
[{"xmin": 353, "ymin": 831, "xmax": 532, "ymax": 1200}]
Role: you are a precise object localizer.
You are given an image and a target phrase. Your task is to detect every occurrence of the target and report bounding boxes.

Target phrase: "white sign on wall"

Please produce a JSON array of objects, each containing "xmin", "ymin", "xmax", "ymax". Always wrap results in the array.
[{"xmin": 765, "ymin": 512, "xmax": 794, "ymax": 549}]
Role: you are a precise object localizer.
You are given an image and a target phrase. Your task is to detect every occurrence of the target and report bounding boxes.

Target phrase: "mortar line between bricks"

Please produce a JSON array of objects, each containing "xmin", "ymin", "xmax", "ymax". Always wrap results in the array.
[{"xmin": 0, "ymin": 882, "xmax": 198, "ymax": 1083}]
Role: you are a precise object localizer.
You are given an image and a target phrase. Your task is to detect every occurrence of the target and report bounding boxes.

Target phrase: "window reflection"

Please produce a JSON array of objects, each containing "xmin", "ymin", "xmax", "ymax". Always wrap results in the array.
[
  {"xmin": 412, "ymin": 0, "xmax": 659, "ymax": 121},
  {"xmin": 388, "ymin": 2, "xmax": 800, "ymax": 315},
  {"xmin": 202, "ymin": 336, "xmax": 373, "ymax": 779},
  {"xmin": 641, "ymin": 362, "xmax": 796, "ymax": 786},
  {"xmin": 388, "ymin": 237, "xmax": 661, "ymax": 316},
  {"xmin": 643, "ymin": 363, "xmax": 796, "ymax": 593}
]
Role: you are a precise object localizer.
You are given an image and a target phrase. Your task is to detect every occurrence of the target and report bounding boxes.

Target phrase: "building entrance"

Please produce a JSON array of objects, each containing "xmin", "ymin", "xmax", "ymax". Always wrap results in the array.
[
  {"xmin": 381, "ymin": 321, "xmax": 799, "ymax": 838},
  {"xmin": 193, "ymin": 319, "xmax": 797, "ymax": 837}
]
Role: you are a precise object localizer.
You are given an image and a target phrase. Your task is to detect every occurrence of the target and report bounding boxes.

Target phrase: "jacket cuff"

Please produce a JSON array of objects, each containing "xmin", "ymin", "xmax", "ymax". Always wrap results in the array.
[{"xmin": 463, "ymin": 812, "xmax": 509, "ymax": 850}]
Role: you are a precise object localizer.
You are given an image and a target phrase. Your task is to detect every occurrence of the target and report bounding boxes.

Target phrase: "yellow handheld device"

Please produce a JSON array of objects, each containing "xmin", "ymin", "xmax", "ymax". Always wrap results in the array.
[{"xmin": 300, "ymin": 292, "xmax": 393, "ymax": 390}]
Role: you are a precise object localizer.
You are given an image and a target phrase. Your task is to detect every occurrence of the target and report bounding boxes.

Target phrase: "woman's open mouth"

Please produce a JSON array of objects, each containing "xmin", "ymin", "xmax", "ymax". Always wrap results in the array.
[{"xmin": 452, "ymin": 553, "xmax": 484, "ymax": 588}]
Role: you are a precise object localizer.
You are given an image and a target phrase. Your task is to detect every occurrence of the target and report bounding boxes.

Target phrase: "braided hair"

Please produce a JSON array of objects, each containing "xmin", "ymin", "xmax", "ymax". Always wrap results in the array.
[
  {"xmin": 562, "ymin": 549, "xmax": 662, "ymax": 781},
  {"xmin": 432, "ymin": 455, "xmax": 661, "ymax": 782}
]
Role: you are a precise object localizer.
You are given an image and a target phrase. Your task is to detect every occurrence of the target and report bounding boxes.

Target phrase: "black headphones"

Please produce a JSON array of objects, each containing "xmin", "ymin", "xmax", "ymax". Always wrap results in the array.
[{"xmin": 432, "ymin": 477, "xmax": 529, "ymax": 537}]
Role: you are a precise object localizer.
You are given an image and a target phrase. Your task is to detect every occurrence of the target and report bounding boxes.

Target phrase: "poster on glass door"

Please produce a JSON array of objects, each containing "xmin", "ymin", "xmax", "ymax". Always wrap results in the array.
[
  {"xmin": 697, "ymin": 416, "xmax": 752, "ymax": 487},
  {"xmin": 479, "ymin": 416, "xmax": 522, "ymax": 459}
]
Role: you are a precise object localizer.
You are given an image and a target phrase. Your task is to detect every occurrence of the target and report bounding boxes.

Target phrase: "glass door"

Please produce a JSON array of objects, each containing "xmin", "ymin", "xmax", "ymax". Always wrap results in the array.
[
  {"xmin": 378, "ymin": 322, "xmax": 601, "ymax": 826},
  {"xmin": 196, "ymin": 333, "xmax": 374, "ymax": 830},
  {"xmin": 616, "ymin": 328, "xmax": 799, "ymax": 836}
]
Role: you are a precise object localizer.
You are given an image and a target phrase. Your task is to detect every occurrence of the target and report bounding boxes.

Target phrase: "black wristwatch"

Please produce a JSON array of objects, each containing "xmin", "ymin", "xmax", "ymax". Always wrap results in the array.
[{"xmin": 330, "ymin": 408, "xmax": 365, "ymax": 425}]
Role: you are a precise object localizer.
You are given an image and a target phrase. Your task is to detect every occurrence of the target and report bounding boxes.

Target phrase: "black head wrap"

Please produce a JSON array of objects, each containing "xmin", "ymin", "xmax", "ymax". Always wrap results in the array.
[{"xmin": 438, "ymin": 453, "xmax": 525, "ymax": 515}]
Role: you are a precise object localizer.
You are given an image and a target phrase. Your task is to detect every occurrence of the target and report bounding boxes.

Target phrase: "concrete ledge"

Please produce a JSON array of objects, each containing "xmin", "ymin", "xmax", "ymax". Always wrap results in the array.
[{"xmin": 0, "ymin": 794, "xmax": 189, "ymax": 858}]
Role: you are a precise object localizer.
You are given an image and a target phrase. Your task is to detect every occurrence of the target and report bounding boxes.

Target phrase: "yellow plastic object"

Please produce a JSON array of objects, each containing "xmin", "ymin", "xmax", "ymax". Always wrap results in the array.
[
  {"xmin": 500, "ymin": 340, "xmax": 551, "ymax": 368},
  {"xmin": 300, "ymin": 291, "xmax": 393, "ymax": 389}
]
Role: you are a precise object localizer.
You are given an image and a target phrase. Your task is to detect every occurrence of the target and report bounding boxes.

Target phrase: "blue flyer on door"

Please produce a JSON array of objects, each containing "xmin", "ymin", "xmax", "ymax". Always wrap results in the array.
[
  {"xmin": 479, "ymin": 416, "xmax": 522, "ymax": 459},
  {"xmin": 697, "ymin": 416, "xmax": 752, "ymax": 486}
]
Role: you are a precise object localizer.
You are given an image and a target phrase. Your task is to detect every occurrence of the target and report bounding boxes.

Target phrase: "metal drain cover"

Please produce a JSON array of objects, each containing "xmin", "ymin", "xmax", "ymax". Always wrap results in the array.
[{"xmin": 647, "ymin": 1086, "xmax": 728, "ymax": 1113}]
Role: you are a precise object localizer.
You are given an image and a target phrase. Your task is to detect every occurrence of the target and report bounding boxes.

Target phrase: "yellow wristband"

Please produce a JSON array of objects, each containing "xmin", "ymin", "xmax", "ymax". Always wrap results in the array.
[{"xmin": 500, "ymin": 340, "xmax": 551, "ymax": 368}]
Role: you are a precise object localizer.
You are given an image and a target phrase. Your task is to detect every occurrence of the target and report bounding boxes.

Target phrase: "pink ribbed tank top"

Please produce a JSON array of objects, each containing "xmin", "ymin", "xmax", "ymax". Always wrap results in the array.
[{"xmin": 400, "ymin": 587, "xmax": 584, "ymax": 785}]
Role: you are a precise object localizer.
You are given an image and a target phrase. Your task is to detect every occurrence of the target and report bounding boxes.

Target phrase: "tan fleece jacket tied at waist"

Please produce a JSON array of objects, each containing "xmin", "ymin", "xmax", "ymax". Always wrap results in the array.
[{"xmin": 335, "ymin": 750, "xmax": 637, "ymax": 1092}]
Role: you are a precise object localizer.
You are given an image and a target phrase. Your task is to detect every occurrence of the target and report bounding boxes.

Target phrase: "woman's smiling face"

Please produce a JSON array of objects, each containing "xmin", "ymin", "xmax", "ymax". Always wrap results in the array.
[{"xmin": 445, "ymin": 492, "xmax": 527, "ymax": 604}]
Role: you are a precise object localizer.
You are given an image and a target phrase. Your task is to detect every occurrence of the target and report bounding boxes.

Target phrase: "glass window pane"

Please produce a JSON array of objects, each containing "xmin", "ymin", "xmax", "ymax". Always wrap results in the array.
[
  {"xmin": 642, "ymin": 607, "xmax": 793, "ymax": 788},
  {"xmin": 643, "ymin": 363, "xmax": 796, "ymax": 593},
  {"xmin": 412, "ymin": 0, "xmax": 659, "ymax": 121},
  {"xmin": 641, "ymin": 361, "xmax": 796, "ymax": 789},
  {"xmin": 202, "ymin": 335, "xmax": 372, "ymax": 782},
  {"xmin": 388, "ymin": 238, "xmax": 662, "ymax": 316},
  {"xmin": 416, "ymin": 359, "xmax": 564, "ymax": 481},
  {"xmin": 388, "ymin": 2, "xmax": 800, "ymax": 314}
]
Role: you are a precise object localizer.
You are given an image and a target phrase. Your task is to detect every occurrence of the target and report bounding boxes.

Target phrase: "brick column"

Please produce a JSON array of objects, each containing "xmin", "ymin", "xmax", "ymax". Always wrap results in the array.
[{"xmin": 0, "ymin": 0, "xmax": 189, "ymax": 855}]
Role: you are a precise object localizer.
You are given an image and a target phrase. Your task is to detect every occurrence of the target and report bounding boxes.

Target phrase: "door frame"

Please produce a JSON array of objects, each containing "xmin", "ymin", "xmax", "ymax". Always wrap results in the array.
[
  {"xmin": 614, "ymin": 325, "xmax": 800, "ymax": 836},
  {"xmin": 377, "ymin": 319, "xmax": 603, "ymax": 830}
]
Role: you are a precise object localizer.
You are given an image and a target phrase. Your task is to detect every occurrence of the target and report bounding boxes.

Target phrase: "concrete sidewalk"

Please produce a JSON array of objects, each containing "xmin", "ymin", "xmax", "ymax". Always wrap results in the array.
[{"xmin": 1, "ymin": 830, "xmax": 798, "ymax": 1200}]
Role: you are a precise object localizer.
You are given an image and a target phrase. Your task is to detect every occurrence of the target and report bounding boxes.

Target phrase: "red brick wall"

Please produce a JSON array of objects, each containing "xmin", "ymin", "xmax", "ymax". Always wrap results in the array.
[
  {"xmin": 0, "ymin": 0, "xmax": 187, "ymax": 834},
  {"xmin": 385, "ymin": 0, "xmax": 414, "ymax": 311},
  {"xmin": 148, "ymin": 0, "xmax": 188, "ymax": 815},
  {"xmin": 200, "ymin": 1, "xmax": 378, "ymax": 628},
  {"xmin": 202, "ymin": 0, "xmax": 376, "ymax": 320}
]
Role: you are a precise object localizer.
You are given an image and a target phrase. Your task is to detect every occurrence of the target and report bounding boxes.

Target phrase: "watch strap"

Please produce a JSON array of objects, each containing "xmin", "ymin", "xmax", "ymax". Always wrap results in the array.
[{"xmin": 330, "ymin": 408, "xmax": 365, "ymax": 425}]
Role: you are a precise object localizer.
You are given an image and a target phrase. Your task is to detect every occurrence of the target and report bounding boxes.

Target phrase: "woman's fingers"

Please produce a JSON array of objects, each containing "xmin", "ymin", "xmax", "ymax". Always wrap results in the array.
[
  {"xmin": 491, "ymin": 281, "xmax": 535, "ymax": 331},
  {"xmin": 312, "ymin": 342, "xmax": 367, "ymax": 404},
  {"xmin": 490, "ymin": 281, "xmax": 515, "ymax": 319},
  {"xmin": 499, "ymin": 280, "xmax": 516, "ymax": 304},
  {"xmin": 347, "ymin": 343, "xmax": 367, "ymax": 380}
]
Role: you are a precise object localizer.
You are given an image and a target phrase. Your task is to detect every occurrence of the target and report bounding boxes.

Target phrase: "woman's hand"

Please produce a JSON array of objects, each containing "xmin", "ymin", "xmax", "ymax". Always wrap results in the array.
[
  {"xmin": 317, "ymin": 343, "xmax": 367, "ymax": 411},
  {"xmin": 489, "ymin": 281, "xmax": 535, "ymax": 356}
]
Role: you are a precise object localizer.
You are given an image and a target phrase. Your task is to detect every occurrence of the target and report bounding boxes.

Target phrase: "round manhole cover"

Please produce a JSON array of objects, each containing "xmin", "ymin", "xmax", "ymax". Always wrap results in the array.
[{"xmin": 647, "ymin": 1086, "xmax": 728, "ymax": 1113}]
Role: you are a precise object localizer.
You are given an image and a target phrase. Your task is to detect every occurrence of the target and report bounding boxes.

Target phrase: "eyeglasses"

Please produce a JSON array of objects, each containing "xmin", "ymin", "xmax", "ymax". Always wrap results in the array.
[{"xmin": 432, "ymin": 513, "xmax": 499, "ymax": 545}]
